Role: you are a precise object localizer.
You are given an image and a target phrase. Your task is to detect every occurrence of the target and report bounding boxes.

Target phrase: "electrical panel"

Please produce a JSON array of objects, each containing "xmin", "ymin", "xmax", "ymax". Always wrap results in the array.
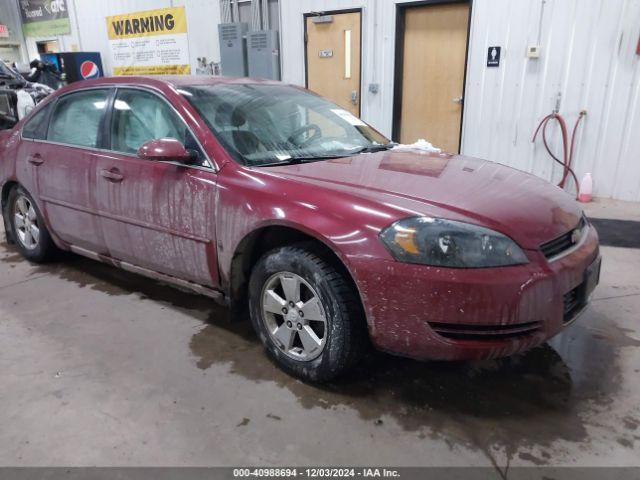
[
  {"xmin": 247, "ymin": 30, "xmax": 280, "ymax": 80},
  {"xmin": 218, "ymin": 23, "xmax": 248, "ymax": 77}
]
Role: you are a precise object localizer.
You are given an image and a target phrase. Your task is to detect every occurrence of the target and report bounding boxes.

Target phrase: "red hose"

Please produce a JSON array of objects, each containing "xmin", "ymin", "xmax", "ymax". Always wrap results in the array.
[
  {"xmin": 532, "ymin": 111, "xmax": 585, "ymax": 199},
  {"xmin": 568, "ymin": 111, "xmax": 586, "ymax": 186}
]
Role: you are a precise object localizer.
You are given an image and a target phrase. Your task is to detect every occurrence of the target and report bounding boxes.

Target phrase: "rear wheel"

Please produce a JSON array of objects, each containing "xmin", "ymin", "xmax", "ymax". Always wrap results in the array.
[
  {"xmin": 249, "ymin": 245, "xmax": 366, "ymax": 382},
  {"xmin": 8, "ymin": 186, "xmax": 56, "ymax": 262}
]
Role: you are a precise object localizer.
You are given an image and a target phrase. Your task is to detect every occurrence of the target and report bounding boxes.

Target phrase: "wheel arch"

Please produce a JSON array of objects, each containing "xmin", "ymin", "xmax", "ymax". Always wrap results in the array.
[
  {"xmin": 1, "ymin": 180, "xmax": 64, "ymax": 250},
  {"xmin": 227, "ymin": 224, "xmax": 366, "ymax": 325}
]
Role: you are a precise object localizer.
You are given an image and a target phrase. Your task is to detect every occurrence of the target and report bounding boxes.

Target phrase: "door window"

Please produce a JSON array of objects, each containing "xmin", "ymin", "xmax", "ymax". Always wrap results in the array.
[
  {"xmin": 22, "ymin": 103, "xmax": 53, "ymax": 140},
  {"xmin": 47, "ymin": 89, "xmax": 109, "ymax": 148},
  {"xmin": 110, "ymin": 89, "xmax": 203, "ymax": 162}
]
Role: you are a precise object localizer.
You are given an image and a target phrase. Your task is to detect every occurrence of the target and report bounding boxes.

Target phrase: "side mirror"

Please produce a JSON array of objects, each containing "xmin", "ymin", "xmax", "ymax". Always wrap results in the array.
[{"xmin": 137, "ymin": 138, "xmax": 194, "ymax": 164}]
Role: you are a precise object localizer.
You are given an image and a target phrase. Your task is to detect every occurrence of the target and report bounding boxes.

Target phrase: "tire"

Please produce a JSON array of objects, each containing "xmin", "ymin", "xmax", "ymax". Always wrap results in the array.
[
  {"xmin": 249, "ymin": 244, "xmax": 367, "ymax": 382},
  {"xmin": 8, "ymin": 185, "xmax": 56, "ymax": 263}
]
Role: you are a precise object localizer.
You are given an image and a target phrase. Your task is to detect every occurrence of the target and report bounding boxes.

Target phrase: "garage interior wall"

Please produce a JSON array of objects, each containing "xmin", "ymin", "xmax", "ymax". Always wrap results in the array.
[
  {"xmin": 229, "ymin": 0, "xmax": 280, "ymax": 30},
  {"xmin": 0, "ymin": 0, "xmax": 28, "ymax": 63},
  {"xmin": 23, "ymin": 0, "xmax": 222, "ymax": 78},
  {"xmin": 280, "ymin": 0, "xmax": 640, "ymax": 201}
]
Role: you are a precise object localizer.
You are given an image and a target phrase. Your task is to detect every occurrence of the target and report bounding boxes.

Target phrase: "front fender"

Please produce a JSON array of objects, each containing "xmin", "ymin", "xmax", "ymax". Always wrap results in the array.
[{"xmin": 215, "ymin": 165, "xmax": 398, "ymax": 299}]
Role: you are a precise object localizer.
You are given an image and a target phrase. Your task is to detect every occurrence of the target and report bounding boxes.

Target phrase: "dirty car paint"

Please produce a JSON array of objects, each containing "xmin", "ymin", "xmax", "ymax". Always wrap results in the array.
[{"xmin": 0, "ymin": 75, "xmax": 600, "ymax": 362}]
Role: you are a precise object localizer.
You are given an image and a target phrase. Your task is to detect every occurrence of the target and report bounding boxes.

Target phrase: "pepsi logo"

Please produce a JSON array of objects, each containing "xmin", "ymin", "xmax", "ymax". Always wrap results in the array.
[{"xmin": 80, "ymin": 61, "xmax": 100, "ymax": 80}]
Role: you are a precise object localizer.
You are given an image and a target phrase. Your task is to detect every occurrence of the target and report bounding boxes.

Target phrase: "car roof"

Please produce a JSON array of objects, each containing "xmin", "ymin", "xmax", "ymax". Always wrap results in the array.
[{"xmin": 56, "ymin": 75, "xmax": 287, "ymax": 94}]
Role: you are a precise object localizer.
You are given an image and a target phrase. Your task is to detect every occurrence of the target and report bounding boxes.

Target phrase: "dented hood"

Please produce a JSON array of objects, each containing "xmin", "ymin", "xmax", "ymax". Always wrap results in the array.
[{"xmin": 263, "ymin": 150, "xmax": 583, "ymax": 250}]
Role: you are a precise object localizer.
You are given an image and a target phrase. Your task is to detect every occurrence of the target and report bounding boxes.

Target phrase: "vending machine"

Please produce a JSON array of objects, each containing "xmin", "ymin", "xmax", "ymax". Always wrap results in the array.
[{"xmin": 40, "ymin": 52, "xmax": 104, "ymax": 83}]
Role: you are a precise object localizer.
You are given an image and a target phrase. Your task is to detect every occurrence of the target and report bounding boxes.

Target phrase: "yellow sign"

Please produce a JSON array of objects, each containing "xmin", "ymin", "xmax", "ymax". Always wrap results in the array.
[
  {"xmin": 106, "ymin": 7, "xmax": 187, "ymax": 40},
  {"xmin": 113, "ymin": 65, "xmax": 191, "ymax": 76},
  {"xmin": 106, "ymin": 6, "xmax": 190, "ymax": 76}
]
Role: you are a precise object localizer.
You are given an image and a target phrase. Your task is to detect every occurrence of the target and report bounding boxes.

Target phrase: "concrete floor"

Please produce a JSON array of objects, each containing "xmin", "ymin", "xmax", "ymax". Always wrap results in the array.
[{"xmin": 0, "ymin": 198, "xmax": 639, "ymax": 468}]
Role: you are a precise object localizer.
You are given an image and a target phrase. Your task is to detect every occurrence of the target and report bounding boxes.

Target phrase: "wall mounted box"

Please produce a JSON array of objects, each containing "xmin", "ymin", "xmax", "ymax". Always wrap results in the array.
[
  {"xmin": 219, "ymin": 23, "xmax": 248, "ymax": 77},
  {"xmin": 526, "ymin": 45, "xmax": 541, "ymax": 58},
  {"xmin": 247, "ymin": 30, "xmax": 280, "ymax": 80}
]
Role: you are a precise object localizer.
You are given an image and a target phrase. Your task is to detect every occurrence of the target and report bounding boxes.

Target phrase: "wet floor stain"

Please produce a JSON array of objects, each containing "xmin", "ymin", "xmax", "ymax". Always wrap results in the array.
[
  {"xmin": 1, "ymin": 252, "xmax": 23, "ymax": 265},
  {"xmin": 2, "ymin": 242, "xmax": 640, "ymax": 467},
  {"xmin": 188, "ymin": 311, "xmax": 640, "ymax": 467},
  {"xmin": 623, "ymin": 416, "xmax": 639, "ymax": 431},
  {"xmin": 1, "ymin": 246, "xmax": 218, "ymax": 321},
  {"xmin": 236, "ymin": 418, "xmax": 250, "ymax": 427}
]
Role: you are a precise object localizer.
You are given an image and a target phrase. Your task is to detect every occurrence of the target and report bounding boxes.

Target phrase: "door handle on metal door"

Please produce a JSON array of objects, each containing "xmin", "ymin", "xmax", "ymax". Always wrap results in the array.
[
  {"xmin": 100, "ymin": 168, "xmax": 124, "ymax": 182},
  {"xmin": 351, "ymin": 90, "xmax": 358, "ymax": 105},
  {"xmin": 27, "ymin": 154, "xmax": 43, "ymax": 166}
]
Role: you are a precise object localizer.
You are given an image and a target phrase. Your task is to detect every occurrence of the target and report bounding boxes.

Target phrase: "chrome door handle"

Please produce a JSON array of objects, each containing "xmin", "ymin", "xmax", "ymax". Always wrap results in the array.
[
  {"xmin": 100, "ymin": 168, "xmax": 124, "ymax": 182},
  {"xmin": 452, "ymin": 96, "xmax": 464, "ymax": 104},
  {"xmin": 27, "ymin": 154, "xmax": 43, "ymax": 166}
]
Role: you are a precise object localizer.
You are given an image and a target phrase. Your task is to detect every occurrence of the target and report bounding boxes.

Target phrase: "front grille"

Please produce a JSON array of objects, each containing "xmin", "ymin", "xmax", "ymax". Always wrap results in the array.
[
  {"xmin": 540, "ymin": 217, "xmax": 586, "ymax": 260},
  {"xmin": 563, "ymin": 285, "xmax": 584, "ymax": 323},
  {"xmin": 428, "ymin": 321, "xmax": 542, "ymax": 341}
]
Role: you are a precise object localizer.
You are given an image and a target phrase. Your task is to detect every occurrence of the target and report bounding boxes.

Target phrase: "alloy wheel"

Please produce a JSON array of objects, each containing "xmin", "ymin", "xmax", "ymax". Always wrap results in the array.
[
  {"xmin": 13, "ymin": 195, "xmax": 40, "ymax": 251},
  {"xmin": 261, "ymin": 271, "xmax": 327, "ymax": 361}
]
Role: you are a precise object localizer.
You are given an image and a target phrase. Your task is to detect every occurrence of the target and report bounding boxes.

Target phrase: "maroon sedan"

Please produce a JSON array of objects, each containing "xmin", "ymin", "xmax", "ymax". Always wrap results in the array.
[{"xmin": 0, "ymin": 76, "xmax": 600, "ymax": 381}]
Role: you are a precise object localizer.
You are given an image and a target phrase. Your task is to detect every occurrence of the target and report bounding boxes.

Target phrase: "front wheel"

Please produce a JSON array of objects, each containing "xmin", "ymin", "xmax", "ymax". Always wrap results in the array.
[{"xmin": 248, "ymin": 245, "xmax": 366, "ymax": 382}]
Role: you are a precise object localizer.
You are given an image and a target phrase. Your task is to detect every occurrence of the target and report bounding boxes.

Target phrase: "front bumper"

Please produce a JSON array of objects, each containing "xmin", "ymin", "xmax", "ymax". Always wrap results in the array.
[{"xmin": 351, "ymin": 224, "xmax": 600, "ymax": 361}]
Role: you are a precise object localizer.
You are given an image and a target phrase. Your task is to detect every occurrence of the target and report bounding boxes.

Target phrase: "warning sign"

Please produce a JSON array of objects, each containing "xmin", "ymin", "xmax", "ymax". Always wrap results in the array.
[{"xmin": 106, "ymin": 7, "xmax": 190, "ymax": 76}]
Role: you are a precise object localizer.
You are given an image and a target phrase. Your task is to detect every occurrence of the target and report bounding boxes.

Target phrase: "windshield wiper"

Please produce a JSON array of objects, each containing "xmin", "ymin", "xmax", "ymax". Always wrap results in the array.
[
  {"xmin": 253, "ymin": 154, "xmax": 353, "ymax": 167},
  {"xmin": 349, "ymin": 143, "xmax": 397, "ymax": 155},
  {"xmin": 251, "ymin": 144, "xmax": 397, "ymax": 167}
]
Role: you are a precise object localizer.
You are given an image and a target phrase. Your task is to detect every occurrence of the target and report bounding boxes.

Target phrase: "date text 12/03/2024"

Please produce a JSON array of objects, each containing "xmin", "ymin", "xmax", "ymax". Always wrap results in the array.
[{"xmin": 232, "ymin": 468, "xmax": 401, "ymax": 478}]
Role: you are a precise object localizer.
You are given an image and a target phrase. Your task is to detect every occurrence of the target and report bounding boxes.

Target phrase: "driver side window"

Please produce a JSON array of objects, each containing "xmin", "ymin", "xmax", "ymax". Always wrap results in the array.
[{"xmin": 110, "ymin": 89, "xmax": 204, "ymax": 162}]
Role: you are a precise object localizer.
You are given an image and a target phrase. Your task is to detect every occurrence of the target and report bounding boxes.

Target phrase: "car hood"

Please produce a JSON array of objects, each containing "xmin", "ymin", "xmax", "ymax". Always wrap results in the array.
[{"xmin": 262, "ymin": 150, "xmax": 583, "ymax": 249}]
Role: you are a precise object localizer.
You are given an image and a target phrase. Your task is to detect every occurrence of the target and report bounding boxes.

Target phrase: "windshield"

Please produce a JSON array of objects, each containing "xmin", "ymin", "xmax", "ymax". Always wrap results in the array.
[{"xmin": 180, "ymin": 84, "xmax": 390, "ymax": 167}]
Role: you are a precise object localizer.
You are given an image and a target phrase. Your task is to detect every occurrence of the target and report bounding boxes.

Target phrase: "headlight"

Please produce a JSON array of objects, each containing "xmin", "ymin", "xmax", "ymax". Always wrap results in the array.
[{"xmin": 380, "ymin": 217, "xmax": 528, "ymax": 268}]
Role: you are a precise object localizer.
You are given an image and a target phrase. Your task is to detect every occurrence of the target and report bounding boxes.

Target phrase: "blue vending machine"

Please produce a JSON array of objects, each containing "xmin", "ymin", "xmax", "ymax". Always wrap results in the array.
[{"xmin": 57, "ymin": 52, "xmax": 104, "ymax": 83}]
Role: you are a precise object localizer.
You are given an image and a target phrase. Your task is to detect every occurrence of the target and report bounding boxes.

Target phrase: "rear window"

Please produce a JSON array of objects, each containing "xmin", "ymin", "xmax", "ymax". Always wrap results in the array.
[
  {"xmin": 22, "ymin": 103, "xmax": 52, "ymax": 140},
  {"xmin": 47, "ymin": 89, "xmax": 109, "ymax": 148}
]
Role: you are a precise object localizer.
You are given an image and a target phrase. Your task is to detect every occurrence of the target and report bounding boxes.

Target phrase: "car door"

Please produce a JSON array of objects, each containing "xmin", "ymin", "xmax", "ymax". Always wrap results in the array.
[
  {"xmin": 93, "ymin": 87, "xmax": 219, "ymax": 287},
  {"xmin": 16, "ymin": 102, "xmax": 54, "ymax": 208},
  {"xmin": 31, "ymin": 88, "xmax": 110, "ymax": 252}
]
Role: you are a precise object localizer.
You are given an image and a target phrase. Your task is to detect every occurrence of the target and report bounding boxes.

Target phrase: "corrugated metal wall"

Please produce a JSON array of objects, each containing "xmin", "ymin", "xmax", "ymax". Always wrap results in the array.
[
  {"xmin": 463, "ymin": 0, "xmax": 640, "ymax": 201},
  {"xmin": 280, "ymin": 0, "xmax": 640, "ymax": 201}
]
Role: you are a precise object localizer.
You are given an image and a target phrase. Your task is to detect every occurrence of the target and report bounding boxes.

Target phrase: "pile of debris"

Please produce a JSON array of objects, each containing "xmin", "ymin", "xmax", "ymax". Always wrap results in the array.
[{"xmin": 0, "ymin": 61, "xmax": 56, "ymax": 130}]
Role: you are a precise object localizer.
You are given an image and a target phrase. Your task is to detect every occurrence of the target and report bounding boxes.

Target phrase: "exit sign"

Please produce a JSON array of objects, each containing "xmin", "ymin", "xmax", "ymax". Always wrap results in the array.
[{"xmin": 0, "ymin": 25, "xmax": 9, "ymax": 38}]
